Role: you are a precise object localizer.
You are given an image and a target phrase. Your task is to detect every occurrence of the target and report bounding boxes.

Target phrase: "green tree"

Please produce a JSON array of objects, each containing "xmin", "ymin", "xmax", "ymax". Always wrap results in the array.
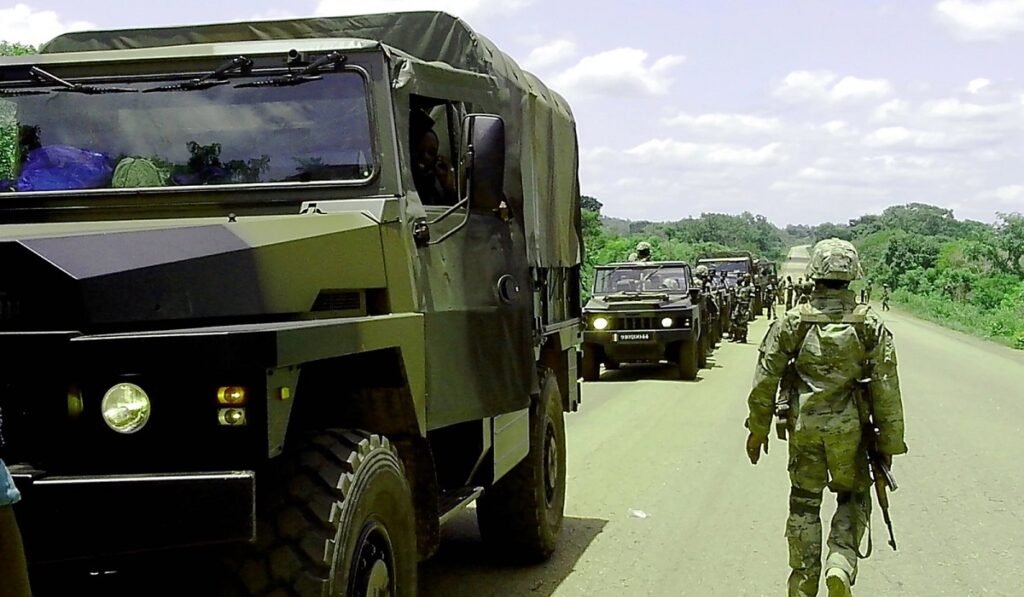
[{"xmin": 0, "ymin": 41, "xmax": 37, "ymax": 56}]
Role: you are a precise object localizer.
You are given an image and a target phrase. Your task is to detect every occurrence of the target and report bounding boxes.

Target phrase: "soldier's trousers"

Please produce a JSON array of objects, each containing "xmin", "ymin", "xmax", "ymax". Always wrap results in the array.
[{"xmin": 786, "ymin": 429, "xmax": 871, "ymax": 597}]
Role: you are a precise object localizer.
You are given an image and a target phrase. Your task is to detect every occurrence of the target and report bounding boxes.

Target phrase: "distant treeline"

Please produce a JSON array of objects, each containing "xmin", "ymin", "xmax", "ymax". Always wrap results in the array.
[
  {"xmin": 581, "ymin": 195, "xmax": 789, "ymax": 300},
  {"xmin": 790, "ymin": 203, "xmax": 1024, "ymax": 348}
]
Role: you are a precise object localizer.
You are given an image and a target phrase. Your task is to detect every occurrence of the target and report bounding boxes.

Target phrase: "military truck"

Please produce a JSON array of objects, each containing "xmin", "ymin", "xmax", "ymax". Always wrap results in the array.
[
  {"xmin": 696, "ymin": 252, "xmax": 761, "ymax": 315},
  {"xmin": 0, "ymin": 12, "xmax": 583, "ymax": 595},
  {"xmin": 581, "ymin": 262, "xmax": 707, "ymax": 381}
]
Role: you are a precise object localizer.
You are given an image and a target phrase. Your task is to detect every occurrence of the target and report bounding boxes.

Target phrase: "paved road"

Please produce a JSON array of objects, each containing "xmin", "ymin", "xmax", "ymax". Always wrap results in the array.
[{"xmin": 421, "ymin": 246, "xmax": 1024, "ymax": 596}]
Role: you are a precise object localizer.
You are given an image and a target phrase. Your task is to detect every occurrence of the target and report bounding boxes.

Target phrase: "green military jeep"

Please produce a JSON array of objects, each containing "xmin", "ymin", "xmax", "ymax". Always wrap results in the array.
[
  {"xmin": 581, "ymin": 262, "xmax": 706, "ymax": 381},
  {"xmin": 0, "ymin": 11, "xmax": 583, "ymax": 596}
]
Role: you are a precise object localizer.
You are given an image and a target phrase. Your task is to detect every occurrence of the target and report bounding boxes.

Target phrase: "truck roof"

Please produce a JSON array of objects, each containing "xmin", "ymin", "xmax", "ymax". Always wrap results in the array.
[{"xmin": 38, "ymin": 11, "xmax": 581, "ymax": 270}]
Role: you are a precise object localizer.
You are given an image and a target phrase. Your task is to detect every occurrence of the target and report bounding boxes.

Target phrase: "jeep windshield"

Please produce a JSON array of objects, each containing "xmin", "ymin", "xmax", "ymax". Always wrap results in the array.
[
  {"xmin": 593, "ymin": 266, "xmax": 690, "ymax": 295},
  {"xmin": 0, "ymin": 67, "xmax": 373, "ymax": 194},
  {"xmin": 699, "ymin": 260, "xmax": 750, "ymax": 275}
]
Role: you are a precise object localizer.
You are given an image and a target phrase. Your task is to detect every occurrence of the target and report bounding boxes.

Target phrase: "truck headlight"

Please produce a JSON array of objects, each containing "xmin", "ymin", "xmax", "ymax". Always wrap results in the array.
[
  {"xmin": 101, "ymin": 383, "xmax": 151, "ymax": 434},
  {"xmin": 593, "ymin": 317, "xmax": 609, "ymax": 330},
  {"xmin": 661, "ymin": 317, "xmax": 673, "ymax": 328}
]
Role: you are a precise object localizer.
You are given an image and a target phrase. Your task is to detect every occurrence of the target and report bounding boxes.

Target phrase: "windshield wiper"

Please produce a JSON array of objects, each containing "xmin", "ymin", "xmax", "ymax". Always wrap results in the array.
[
  {"xmin": 144, "ymin": 56, "xmax": 254, "ymax": 93},
  {"xmin": 30, "ymin": 66, "xmax": 137, "ymax": 94},
  {"xmin": 0, "ymin": 87, "xmax": 48, "ymax": 97},
  {"xmin": 235, "ymin": 52, "xmax": 346, "ymax": 88}
]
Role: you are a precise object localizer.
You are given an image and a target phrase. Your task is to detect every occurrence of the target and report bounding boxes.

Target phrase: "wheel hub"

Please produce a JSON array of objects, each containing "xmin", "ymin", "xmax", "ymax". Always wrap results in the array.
[
  {"xmin": 544, "ymin": 421, "xmax": 559, "ymax": 505},
  {"xmin": 350, "ymin": 522, "xmax": 395, "ymax": 597}
]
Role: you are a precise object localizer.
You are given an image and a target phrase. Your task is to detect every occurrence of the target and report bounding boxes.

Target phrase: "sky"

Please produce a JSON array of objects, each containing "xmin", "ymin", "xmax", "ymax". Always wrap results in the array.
[{"xmin": 2, "ymin": 0, "xmax": 1024, "ymax": 226}]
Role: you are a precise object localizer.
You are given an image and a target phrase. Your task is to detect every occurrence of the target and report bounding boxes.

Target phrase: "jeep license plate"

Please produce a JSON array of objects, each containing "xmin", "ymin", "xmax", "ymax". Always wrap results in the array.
[{"xmin": 614, "ymin": 332, "xmax": 651, "ymax": 342}]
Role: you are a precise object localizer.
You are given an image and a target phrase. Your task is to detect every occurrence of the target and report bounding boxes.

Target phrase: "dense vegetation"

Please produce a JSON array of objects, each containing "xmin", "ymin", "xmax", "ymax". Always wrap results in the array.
[
  {"xmin": 581, "ymin": 195, "xmax": 787, "ymax": 300},
  {"xmin": 0, "ymin": 42, "xmax": 37, "ymax": 56},
  {"xmin": 583, "ymin": 198, "xmax": 1024, "ymax": 349},
  {"xmin": 789, "ymin": 204, "xmax": 1024, "ymax": 349}
]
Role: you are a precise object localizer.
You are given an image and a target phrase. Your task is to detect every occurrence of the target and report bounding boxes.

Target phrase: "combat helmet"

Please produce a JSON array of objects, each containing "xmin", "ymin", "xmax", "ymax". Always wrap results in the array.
[
  {"xmin": 636, "ymin": 241, "xmax": 651, "ymax": 252},
  {"xmin": 695, "ymin": 264, "xmax": 709, "ymax": 277},
  {"xmin": 807, "ymin": 238, "xmax": 863, "ymax": 281}
]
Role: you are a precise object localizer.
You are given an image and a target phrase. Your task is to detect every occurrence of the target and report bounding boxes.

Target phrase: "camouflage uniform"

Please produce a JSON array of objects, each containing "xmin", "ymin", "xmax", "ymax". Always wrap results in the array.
[
  {"xmin": 731, "ymin": 277, "xmax": 754, "ymax": 342},
  {"xmin": 627, "ymin": 241, "xmax": 652, "ymax": 262},
  {"xmin": 746, "ymin": 239, "xmax": 907, "ymax": 597}
]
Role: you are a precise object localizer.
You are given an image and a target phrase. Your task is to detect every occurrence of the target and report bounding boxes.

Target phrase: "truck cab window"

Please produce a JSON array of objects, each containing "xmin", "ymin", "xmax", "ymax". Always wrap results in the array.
[{"xmin": 410, "ymin": 103, "xmax": 458, "ymax": 206}]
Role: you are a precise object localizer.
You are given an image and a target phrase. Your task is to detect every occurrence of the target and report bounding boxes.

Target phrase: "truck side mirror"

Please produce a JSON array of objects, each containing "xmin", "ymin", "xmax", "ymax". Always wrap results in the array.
[{"xmin": 462, "ymin": 114, "xmax": 505, "ymax": 213}]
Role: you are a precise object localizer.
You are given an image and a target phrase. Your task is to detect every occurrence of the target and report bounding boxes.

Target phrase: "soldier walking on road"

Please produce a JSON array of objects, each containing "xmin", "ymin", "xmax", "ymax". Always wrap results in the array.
[
  {"xmin": 881, "ymin": 284, "xmax": 890, "ymax": 311},
  {"xmin": 744, "ymin": 239, "xmax": 907, "ymax": 597},
  {"xmin": 731, "ymin": 274, "xmax": 754, "ymax": 342},
  {"xmin": 785, "ymin": 275, "xmax": 795, "ymax": 310}
]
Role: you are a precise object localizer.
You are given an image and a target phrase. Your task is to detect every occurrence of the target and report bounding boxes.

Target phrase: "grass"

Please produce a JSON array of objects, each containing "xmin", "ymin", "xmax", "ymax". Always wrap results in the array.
[{"xmin": 891, "ymin": 289, "xmax": 1024, "ymax": 350}]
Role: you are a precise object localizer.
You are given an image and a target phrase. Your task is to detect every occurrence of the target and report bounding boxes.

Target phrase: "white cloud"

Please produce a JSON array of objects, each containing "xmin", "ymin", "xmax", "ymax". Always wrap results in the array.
[
  {"xmin": 0, "ymin": 4, "xmax": 94, "ymax": 47},
  {"xmin": 773, "ymin": 70, "xmax": 837, "ymax": 102},
  {"xmin": 935, "ymin": 0, "xmax": 1024, "ymax": 40},
  {"xmin": 991, "ymin": 184, "xmax": 1024, "ymax": 202},
  {"xmin": 873, "ymin": 99, "xmax": 910, "ymax": 121},
  {"xmin": 774, "ymin": 70, "xmax": 891, "ymax": 103},
  {"xmin": 821, "ymin": 120, "xmax": 854, "ymax": 136},
  {"xmin": 663, "ymin": 112, "xmax": 781, "ymax": 134},
  {"xmin": 967, "ymin": 77, "xmax": 992, "ymax": 93},
  {"xmin": 521, "ymin": 40, "xmax": 576, "ymax": 71},
  {"xmin": 924, "ymin": 97, "xmax": 1017, "ymax": 118},
  {"xmin": 249, "ymin": 9, "xmax": 300, "ymax": 21},
  {"xmin": 552, "ymin": 48, "xmax": 685, "ymax": 97},
  {"xmin": 831, "ymin": 76, "xmax": 893, "ymax": 101},
  {"xmin": 315, "ymin": 0, "xmax": 532, "ymax": 20},
  {"xmin": 863, "ymin": 126, "xmax": 915, "ymax": 147},
  {"xmin": 625, "ymin": 139, "xmax": 784, "ymax": 167}
]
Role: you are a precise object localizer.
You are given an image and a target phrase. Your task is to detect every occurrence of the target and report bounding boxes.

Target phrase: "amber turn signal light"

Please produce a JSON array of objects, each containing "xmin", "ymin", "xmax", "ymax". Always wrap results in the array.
[{"xmin": 217, "ymin": 386, "xmax": 248, "ymax": 406}]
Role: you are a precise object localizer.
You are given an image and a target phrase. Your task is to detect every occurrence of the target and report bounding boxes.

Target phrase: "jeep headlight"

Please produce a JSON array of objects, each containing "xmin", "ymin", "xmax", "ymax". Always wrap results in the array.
[
  {"xmin": 593, "ymin": 317, "xmax": 609, "ymax": 330},
  {"xmin": 661, "ymin": 317, "xmax": 673, "ymax": 328},
  {"xmin": 101, "ymin": 383, "xmax": 151, "ymax": 434}
]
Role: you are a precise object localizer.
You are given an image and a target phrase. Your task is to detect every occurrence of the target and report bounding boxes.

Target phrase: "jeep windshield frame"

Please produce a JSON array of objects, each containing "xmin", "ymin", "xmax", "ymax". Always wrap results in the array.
[
  {"xmin": 592, "ymin": 265, "xmax": 691, "ymax": 295},
  {"xmin": 0, "ymin": 53, "xmax": 379, "ymax": 200}
]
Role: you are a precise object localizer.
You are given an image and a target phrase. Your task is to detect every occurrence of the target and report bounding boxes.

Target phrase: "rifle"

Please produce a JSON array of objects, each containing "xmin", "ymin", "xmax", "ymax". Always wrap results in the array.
[
  {"xmin": 863, "ymin": 422, "xmax": 898, "ymax": 551},
  {"xmin": 774, "ymin": 362, "xmax": 798, "ymax": 441},
  {"xmin": 857, "ymin": 373, "xmax": 898, "ymax": 552}
]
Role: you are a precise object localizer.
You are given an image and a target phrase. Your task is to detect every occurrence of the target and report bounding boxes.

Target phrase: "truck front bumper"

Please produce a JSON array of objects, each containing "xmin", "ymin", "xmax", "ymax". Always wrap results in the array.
[{"xmin": 11, "ymin": 469, "xmax": 255, "ymax": 563}]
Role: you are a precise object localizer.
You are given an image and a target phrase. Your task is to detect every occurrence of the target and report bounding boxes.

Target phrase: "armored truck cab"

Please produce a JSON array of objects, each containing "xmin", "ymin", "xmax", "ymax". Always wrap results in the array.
[
  {"xmin": 581, "ymin": 262, "xmax": 706, "ymax": 381},
  {"xmin": 0, "ymin": 12, "xmax": 582, "ymax": 595}
]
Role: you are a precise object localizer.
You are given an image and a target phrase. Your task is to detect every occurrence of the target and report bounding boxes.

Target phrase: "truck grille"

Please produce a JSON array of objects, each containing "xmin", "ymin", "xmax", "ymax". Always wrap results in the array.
[
  {"xmin": 312, "ymin": 290, "xmax": 363, "ymax": 313},
  {"xmin": 619, "ymin": 316, "xmax": 658, "ymax": 330}
]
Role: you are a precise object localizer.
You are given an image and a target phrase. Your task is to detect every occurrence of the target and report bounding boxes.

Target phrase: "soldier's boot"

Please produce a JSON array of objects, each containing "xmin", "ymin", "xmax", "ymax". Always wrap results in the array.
[
  {"xmin": 787, "ymin": 487, "xmax": 823, "ymax": 597},
  {"xmin": 825, "ymin": 490, "xmax": 871, "ymax": 591},
  {"xmin": 825, "ymin": 568, "xmax": 852, "ymax": 596}
]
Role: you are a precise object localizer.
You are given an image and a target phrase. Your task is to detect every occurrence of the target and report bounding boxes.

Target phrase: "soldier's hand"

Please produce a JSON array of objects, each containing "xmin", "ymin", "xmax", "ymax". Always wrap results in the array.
[{"xmin": 746, "ymin": 432, "xmax": 768, "ymax": 465}]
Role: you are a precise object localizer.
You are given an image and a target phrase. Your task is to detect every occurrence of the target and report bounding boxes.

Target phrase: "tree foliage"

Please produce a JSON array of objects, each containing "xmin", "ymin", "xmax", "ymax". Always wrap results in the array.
[{"xmin": 0, "ymin": 41, "xmax": 37, "ymax": 56}]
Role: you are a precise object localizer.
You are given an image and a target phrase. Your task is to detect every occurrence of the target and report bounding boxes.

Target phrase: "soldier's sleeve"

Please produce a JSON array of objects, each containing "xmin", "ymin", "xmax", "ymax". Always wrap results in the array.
[
  {"xmin": 868, "ymin": 318, "xmax": 908, "ymax": 455},
  {"xmin": 746, "ymin": 315, "xmax": 797, "ymax": 438}
]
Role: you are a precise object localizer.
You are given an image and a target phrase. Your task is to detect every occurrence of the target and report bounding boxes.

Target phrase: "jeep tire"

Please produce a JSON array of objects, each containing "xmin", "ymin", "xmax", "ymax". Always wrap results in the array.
[
  {"xmin": 232, "ymin": 430, "xmax": 417, "ymax": 597},
  {"xmin": 677, "ymin": 339, "xmax": 699, "ymax": 381},
  {"xmin": 477, "ymin": 373, "xmax": 566, "ymax": 562}
]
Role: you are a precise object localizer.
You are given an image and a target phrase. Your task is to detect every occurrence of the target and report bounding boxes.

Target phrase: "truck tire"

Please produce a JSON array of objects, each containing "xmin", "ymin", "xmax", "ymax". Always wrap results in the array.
[
  {"xmin": 677, "ymin": 339, "xmax": 699, "ymax": 381},
  {"xmin": 477, "ymin": 373, "xmax": 566, "ymax": 562},
  {"xmin": 233, "ymin": 430, "xmax": 417, "ymax": 597},
  {"xmin": 581, "ymin": 344, "xmax": 601, "ymax": 381}
]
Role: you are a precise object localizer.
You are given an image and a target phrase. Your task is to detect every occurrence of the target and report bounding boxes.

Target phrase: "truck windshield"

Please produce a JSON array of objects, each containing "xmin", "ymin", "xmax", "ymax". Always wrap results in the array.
[
  {"xmin": 0, "ymin": 70, "xmax": 373, "ymax": 194},
  {"xmin": 699, "ymin": 261, "xmax": 749, "ymax": 275},
  {"xmin": 593, "ymin": 267, "xmax": 690, "ymax": 295}
]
